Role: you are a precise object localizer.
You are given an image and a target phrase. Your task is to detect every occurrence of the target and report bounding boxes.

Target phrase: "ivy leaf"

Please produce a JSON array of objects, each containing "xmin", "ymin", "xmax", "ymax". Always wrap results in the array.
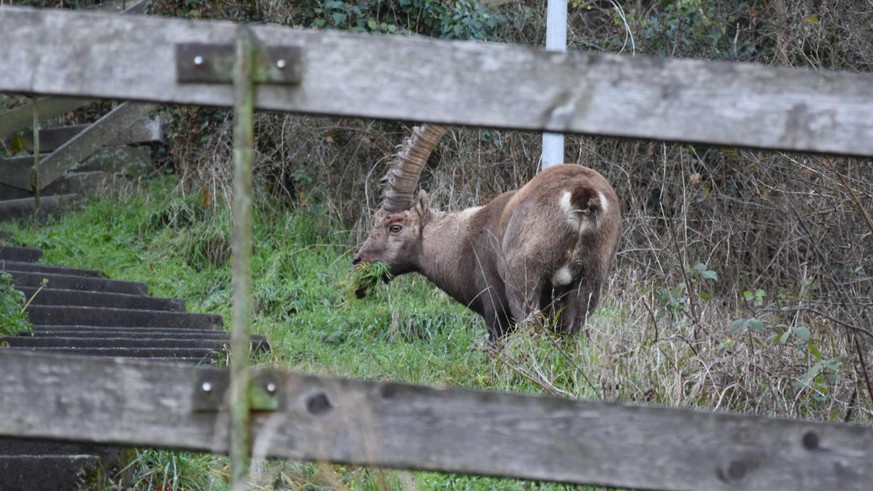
[
  {"xmin": 794, "ymin": 325, "xmax": 811, "ymax": 340},
  {"xmin": 801, "ymin": 361, "xmax": 825, "ymax": 384},
  {"xmin": 331, "ymin": 12, "xmax": 347, "ymax": 25},
  {"xmin": 701, "ymin": 270, "xmax": 718, "ymax": 281},
  {"xmin": 807, "ymin": 341, "xmax": 824, "ymax": 360},
  {"xmin": 9, "ymin": 132, "xmax": 27, "ymax": 155}
]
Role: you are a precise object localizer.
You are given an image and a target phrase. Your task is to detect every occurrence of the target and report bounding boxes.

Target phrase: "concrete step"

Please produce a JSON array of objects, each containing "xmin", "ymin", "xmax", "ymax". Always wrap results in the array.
[
  {"xmin": 0, "ymin": 246, "xmax": 42, "ymax": 262},
  {"xmin": 5, "ymin": 346, "xmax": 220, "ymax": 360},
  {"xmin": 0, "ymin": 454, "xmax": 101, "ymax": 491},
  {"xmin": 0, "ymin": 438, "xmax": 118, "ymax": 460},
  {"xmin": 0, "ymin": 194, "xmax": 83, "ymax": 222},
  {"xmin": 0, "ymin": 171, "xmax": 118, "ymax": 201},
  {"xmin": 4, "ymin": 336, "xmax": 223, "ymax": 349},
  {"xmin": 7, "ymin": 270, "xmax": 148, "ymax": 295},
  {"xmin": 20, "ymin": 118, "xmax": 163, "ymax": 153},
  {"xmin": 16, "ymin": 287, "xmax": 185, "ymax": 311},
  {"xmin": 25, "ymin": 305, "xmax": 222, "ymax": 329},
  {"xmin": 0, "ymin": 260, "xmax": 104, "ymax": 278},
  {"xmin": 125, "ymin": 357, "xmax": 208, "ymax": 364},
  {"xmin": 30, "ymin": 326, "xmax": 268, "ymax": 343},
  {"xmin": 56, "ymin": 171, "xmax": 121, "ymax": 195},
  {"xmin": 31, "ymin": 325, "xmax": 231, "ymax": 336},
  {"xmin": 3, "ymin": 336, "xmax": 269, "ymax": 351}
]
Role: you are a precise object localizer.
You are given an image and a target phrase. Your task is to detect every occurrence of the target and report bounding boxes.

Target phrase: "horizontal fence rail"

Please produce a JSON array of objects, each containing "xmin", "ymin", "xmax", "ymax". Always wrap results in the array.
[
  {"xmin": 2, "ymin": 6, "xmax": 873, "ymax": 157},
  {"xmin": 1, "ymin": 352, "xmax": 872, "ymax": 491}
]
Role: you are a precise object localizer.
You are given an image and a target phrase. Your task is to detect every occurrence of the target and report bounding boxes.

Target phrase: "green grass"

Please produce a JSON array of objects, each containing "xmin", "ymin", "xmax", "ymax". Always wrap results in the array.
[
  {"xmin": 1, "ymin": 177, "xmax": 601, "ymax": 490},
  {"xmin": 7, "ymin": 175, "xmax": 856, "ymax": 489}
]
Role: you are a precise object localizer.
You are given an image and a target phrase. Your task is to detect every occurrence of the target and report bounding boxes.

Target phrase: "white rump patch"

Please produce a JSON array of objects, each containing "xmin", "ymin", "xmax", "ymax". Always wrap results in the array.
[
  {"xmin": 598, "ymin": 190, "xmax": 609, "ymax": 214},
  {"xmin": 558, "ymin": 190, "xmax": 572, "ymax": 214},
  {"xmin": 552, "ymin": 265, "xmax": 573, "ymax": 286}
]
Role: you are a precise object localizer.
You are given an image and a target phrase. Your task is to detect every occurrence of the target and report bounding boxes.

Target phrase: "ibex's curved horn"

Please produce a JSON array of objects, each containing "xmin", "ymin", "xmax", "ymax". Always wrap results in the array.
[{"xmin": 380, "ymin": 124, "xmax": 447, "ymax": 212}]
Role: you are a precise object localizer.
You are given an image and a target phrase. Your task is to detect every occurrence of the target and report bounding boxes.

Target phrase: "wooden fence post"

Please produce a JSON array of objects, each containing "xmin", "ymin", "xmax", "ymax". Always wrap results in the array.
[
  {"xmin": 230, "ymin": 25, "xmax": 256, "ymax": 491},
  {"xmin": 31, "ymin": 99, "xmax": 40, "ymax": 220}
]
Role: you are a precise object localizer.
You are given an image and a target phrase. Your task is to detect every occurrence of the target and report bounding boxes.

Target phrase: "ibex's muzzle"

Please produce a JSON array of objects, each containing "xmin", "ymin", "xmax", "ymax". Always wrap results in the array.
[{"xmin": 352, "ymin": 256, "xmax": 362, "ymax": 265}]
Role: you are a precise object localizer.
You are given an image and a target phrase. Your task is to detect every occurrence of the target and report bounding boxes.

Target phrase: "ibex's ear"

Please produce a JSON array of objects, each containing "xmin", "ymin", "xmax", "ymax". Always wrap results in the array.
[
  {"xmin": 416, "ymin": 190, "xmax": 430, "ymax": 212},
  {"xmin": 415, "ymin": 190, "xmax": 431, "ymax": 224}
]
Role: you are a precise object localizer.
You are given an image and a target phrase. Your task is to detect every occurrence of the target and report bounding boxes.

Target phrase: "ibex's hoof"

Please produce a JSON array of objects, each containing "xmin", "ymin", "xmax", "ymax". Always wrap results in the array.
[
  {"xmin": 354, "ymin": 287, "xmax": 368, "ymax": 299},
  {"xmin": 473, "ymin": 335, "xmax": 500, "ymax": 353}
]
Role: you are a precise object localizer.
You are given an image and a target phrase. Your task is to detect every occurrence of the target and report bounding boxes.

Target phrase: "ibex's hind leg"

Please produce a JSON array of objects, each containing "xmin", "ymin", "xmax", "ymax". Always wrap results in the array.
[
  {"xmin": 561, "ymin": 280, "xmax": 600, "ymax": 337},
  {"xmin": 541, "ymin": 285, "xmax": 579, "ymax": 336}
]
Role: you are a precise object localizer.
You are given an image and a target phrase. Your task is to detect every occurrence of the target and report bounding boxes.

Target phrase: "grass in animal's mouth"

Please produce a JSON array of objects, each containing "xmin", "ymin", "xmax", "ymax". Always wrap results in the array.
[{"xmin": 344, "ymin": 261, "xmax": 392, "ymax": 299}]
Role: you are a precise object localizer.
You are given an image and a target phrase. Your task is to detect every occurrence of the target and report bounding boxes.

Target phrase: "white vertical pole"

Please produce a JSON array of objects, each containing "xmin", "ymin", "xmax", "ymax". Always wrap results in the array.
[{"xmin": 541, "ymin": 0, "xmax": 567, "ymax": 170}]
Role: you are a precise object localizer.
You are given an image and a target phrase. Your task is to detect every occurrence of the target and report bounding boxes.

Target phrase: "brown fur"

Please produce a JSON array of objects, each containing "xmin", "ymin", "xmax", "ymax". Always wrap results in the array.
[{"xmin": 354, "ymin": 164, "xmax": 621, "ymax": 341}]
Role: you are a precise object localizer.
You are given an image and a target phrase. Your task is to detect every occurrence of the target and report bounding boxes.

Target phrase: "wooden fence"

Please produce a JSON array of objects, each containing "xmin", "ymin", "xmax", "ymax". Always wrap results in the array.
[{"xmin": 1, "ymin": 5, "xmax": 872, "ymax": 491}]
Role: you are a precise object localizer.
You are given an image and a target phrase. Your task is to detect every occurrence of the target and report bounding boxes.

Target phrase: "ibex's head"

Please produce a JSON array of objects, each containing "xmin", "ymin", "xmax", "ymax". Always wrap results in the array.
[{"xmin": 352, "ymin": 125, "xmax": 446, "ymax": 294}]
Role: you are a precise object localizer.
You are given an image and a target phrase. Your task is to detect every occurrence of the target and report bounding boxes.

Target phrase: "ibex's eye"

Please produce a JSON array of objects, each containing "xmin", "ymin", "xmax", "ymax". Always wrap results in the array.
[{"xmin": 388, "ymin": 224, "xmax": 403, "ymax": 234}]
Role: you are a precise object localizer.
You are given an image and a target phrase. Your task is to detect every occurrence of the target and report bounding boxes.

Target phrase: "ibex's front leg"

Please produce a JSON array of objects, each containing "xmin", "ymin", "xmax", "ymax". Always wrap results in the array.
[
  {"xmin": 502, "ymin": 254, "xmax": 547, "ymax": 329},
  {"xmin": 480, "ymin": 284, "xmax": 514, "ymax": 343},
  {"xmin": 483, "ymin": 310, "xmax": 512, "ymax": 346}
]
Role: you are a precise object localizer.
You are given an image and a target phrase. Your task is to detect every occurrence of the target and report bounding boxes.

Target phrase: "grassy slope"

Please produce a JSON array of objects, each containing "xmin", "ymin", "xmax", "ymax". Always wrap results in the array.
[{"xmin": 3, "ymin": 178, "xmax": 599, "ymax": 490}]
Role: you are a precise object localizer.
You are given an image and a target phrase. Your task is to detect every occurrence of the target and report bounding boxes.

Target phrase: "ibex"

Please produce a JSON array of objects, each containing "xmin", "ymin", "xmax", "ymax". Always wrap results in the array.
[{"xmin": 353, "ymin": 125, "xmax": 621, "ymax": 342}]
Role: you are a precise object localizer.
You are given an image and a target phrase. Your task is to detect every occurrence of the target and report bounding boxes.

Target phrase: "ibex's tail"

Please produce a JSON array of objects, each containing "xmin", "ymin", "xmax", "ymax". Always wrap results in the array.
[{"xmin": 560, "ymin": 183, "xmax": 610, "ymax": 234}]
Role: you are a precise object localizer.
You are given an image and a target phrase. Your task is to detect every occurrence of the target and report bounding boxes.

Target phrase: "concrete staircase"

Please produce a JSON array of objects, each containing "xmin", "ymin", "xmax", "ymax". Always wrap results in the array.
[
  {"xmin": 0, "ymin": 241, "xmax": 270, "ymax": 489},
  {"xmin": 0, "ymin": 151, "xmax": 148, "ymax": 222}
]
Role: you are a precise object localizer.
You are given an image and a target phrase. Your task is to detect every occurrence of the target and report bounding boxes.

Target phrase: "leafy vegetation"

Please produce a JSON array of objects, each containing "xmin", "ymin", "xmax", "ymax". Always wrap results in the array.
[
  {"xmin": 302, "ymin": 0, "xmax": 505, "ymax": 40},
  {"xmin": 0, "ymin": 272, "xmax": 31, "ymax": 336}
]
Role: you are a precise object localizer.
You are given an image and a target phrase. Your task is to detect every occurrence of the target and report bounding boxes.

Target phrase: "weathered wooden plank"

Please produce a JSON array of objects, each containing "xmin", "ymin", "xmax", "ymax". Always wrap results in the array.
[
  {"xmin": 0, "ymin": 351, "xmax": 870, "ymax": 491},
  {"xmin": 0, "ymin": 97, "xmax": 94, "ymax": 141},
  {"xmin": 0, "ymin": 158, "xmax": 29, "ymax": 191},
  {"xmin": 5, "ymin": 102, "xmax": 156, "ymax": 191},
  {"xmin": 78, "ymin": 145, "xmax": 154, "ymax": 175},
  {"xmin": 0, "ymin": 454, "xmax": 101, "ymax": 491},
  {"xmin": 22, "ymin": 117, "xmax": 162, "ymax": 152},
  {"xmin": 2, "ymin": 7, "xmax": 873, "ymax": 157}
]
